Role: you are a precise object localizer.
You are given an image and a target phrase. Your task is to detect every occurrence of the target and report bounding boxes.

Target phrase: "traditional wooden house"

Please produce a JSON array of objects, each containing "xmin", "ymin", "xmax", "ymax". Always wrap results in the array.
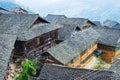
[
  {"xmin": 103, "ymin": 19, "xmax": 120, "ymax": 29},
  {"xmin": 38, "ymin": 28, "xmax": 99, "ymax": 68},
  {"xmin": 56, "ymin": 18, "xmax": 96, "ymax": 30},
  {"xmin": 16, "ymin": 23, "xmax": 62, "ymax": 57},
  {"xmin": 57, "ymin": 24, "xmax": 81, "ymax": 41},
  {"xmin": 36, "ymin": 64, "xmax": 120, "ymax": 80},
  {"xmin": 45, "ymin": 14, "xmax": 67, "ymax": 23},
  {"xmin": 0, "ymin": 14, "xmax": 62, "ymax": 57},
  {"xmin": 56, "ymin": 18, "xmax": 97, "ymax": 41},
  {"xmin": 45, "ymin": 14, "xmax": 96, "ymax": 41},
  {"xmin": 93, "ymin": 26, "xmax": 120, "ymax": 63},
  {"xmin": 0, "ymin": 34, "xmax": 17, "ymax": 80}
]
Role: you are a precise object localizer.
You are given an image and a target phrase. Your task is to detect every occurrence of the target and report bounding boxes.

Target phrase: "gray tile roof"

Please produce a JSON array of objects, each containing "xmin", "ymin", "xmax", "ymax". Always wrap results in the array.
[
  {"xmin": 8, "ymin": 7, "xmax": 28, "ymax": 14},
  {"xmin": 45, "ymin": 14, "xmax": 67, "ymax": 23},
  {"xmin": 58, "ymin": 24, "xmax": 79, "ymax": 40},
  {"xmin": 0, "ymin": 34, "xmax": 17, "ymax": 80},
  {"xmin": 103, "ymin": 19, "xmax": 118, "ymax": 27},
  {"xmin": 109, "ymin": 59, "xmax": 120, "ymax": 76},
  {"xmin": 47, "ymin": 28, "xmax": 99, "ymax": 64},
  {"xmin": 93, "ymin": 21, "xmax": 101, "ymax": 26},
  {"xmin": 103, "ymin": 19, "xmax": 120, "ymax": 29},
  {"xmin": 0, "ymin": 14, "xmax": 49, "ymax": 40},
  {"xmin": 0, "ymin": 7, "xmax": 14, "ymax": 14},
  {"xmin": 56, "ymin": 18, "xmax": 96, "ymax": 29},
  {"xmin": 18, "ymin": 23, "xmax": 63, "ymax": 41},
  {"xmin": 112, "ymin": 24, "xmax": 120, "ymax": 29},
  {"xmin": 38, "ymin": 64, "xmax": 120, "ymax": 80},
  {"xmin": 93, "ymin": 26, "xmax": 120, "ymax": 47}
]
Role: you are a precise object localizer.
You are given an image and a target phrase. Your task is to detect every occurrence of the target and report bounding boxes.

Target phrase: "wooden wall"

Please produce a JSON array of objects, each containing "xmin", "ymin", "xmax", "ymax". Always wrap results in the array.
[
  {"xmin": 81, "ymin": 21, "xmax": 96, "ymax": 30},
  {"xmin": 14, "ymin": 29, "xmax": 58, "ymax": 57},
  {"xmin": 80, "ymin": 55, "xmax": 95, "ymax": 68},
  {"xmin": 115, "ymin": 49, "xmax": 120, "ymax": 56},
  {"xmin": 38, "ymin": 53, "xmax": 63, "ymax": 67},
  {"xmin": 14, "ymin": 41, "xmax": 25, "ymax": 56},
  {"xmin": 66, "ymin": 41, "xmax": 98, "ymax": 68},
  {"xmin": 98, "ymin": 44, "xmax": 120, "ymax": 63}
]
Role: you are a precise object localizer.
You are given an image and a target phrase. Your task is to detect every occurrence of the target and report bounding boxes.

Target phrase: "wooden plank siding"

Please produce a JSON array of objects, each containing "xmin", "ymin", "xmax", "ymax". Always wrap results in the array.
[
  {"xmin": 25, "ymin": 30, "xmax": 58, "ymax": 54},
  {"xmin": 80, "ymin": 55, "xmax": 95, "ymax": 68},
  {"xmin": 66, "ymin": 41, "xmax": 98, "ymax": 68},
  {"xmin": 39, "ymin": 54, "xmax": 63, "ymax": 67},
  {"xmin": 98, "ymin": 44, "xmax": 120, "ymax": 63},
  {"xmin": 14, "ymin": 29, "xmax": 58, "ymax": 57},
  {"xmin": 115, "ymin": 49, "xmax": 120, "ymax": 56}
]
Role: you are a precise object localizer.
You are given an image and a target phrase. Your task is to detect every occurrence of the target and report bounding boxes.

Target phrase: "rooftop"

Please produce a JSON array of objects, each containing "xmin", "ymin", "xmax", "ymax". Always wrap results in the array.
[
  {"xmin": 109, "ymin": 59, "xmax": 120, "ymax": 76},
  {"xmin": 45, "ymin": 14, "xmax": 67, "ymax": 23},
  {"xmin": 0, "ymin": 34, "xmax": 17, "ymax": 80},
  {"xmin": 0, "ymin": 14, "xmax": 49, "ymax": 41},
  {"xmin": 38, "ymin": 64, "xmax": 120, "ymax": 80},
  {"xmin": 18, "ymin": 23, "xmax": 63, "ymax": 41},
  {"xmin": 56, "ymin": 18, "xmax": 96, "ymax": 29},
  {"xmin": 47, "ymin": 28, "xmax": 99, "ymax": 64},
  {"xmin": 103, "ymin": 19, "xmax": 120, "ymax": 29},
  {"xmin": 93, "ymin": 26, "xmax": 120, "ymax": 47}
]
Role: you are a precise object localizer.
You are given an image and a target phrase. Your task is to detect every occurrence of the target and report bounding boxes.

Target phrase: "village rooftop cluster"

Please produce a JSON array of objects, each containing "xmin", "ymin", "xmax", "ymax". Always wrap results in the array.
[{"xmin": 0, "ymin": 7, "xmax": 120, "ymax": 80}]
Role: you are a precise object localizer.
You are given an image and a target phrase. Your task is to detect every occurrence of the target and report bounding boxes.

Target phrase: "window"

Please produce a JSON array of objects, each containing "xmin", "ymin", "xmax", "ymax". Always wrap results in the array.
[
  {"xmin": 32, "ymin": 38, "xmax": 37, "ymax": 47},
  {"xmin": 81, "ymin": 49, "xmax": 86, "ymax": 56},
  {"xmin": 115, "ymin": 46, "xmax": 120, "ymax": 51},
  {"xmin": 83, "ymin": 26, "xmax": 89, "ymax": 29},
  {"xmin": 75, "ymin": 27, "xmax": 80, "ymax": 32},
  {"xmin": 39, "ymin": 37, "xmax": 44, "ymax": 45},
  {"xmin": 36, "ymin": 37, "xmax": 40, "ymax": 45},
  {"xmin": 73, "ymin": 56, "xmax": 80, "ymax": 62},
  {"xmin": 50, "ymin": 31, "xmax": 57, "ymax": 38},
  {"xmin": 80, "ymin": 53, "xmax": 93, "ymax": 64},
  {"xmin": 15, "ymin": 41, "xmax": 25, "ymax": 52},
  {"xmin": 25, "ymin": 41, "xmax": 33, "ymax": 50},
  {"xmin": 43, "ymin": 33, "xmax": 50, "ymax": 42},
  {"xmin": 71, "ymin": 59, "xmax": 74, "ymax": 64}
]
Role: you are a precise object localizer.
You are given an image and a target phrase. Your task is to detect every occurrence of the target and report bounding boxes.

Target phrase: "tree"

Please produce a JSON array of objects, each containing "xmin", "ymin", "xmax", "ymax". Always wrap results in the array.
[{"xmin": 16, "ymin": 59, "xmax": 36, "ymax": 80}]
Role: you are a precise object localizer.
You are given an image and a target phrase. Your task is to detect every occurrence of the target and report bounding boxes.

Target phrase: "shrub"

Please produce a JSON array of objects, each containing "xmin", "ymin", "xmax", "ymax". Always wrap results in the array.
[{"xmin": 16, "ymin": 59, "xmax": 36, "ymax": 80}]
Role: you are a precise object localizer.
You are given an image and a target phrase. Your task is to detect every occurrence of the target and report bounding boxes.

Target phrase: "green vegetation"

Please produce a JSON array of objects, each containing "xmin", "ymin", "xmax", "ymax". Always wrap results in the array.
[
  {"xmin": 16, "ymin": 59, "xmax": 36, "ymax": 80},
  {"xmin": 29, "ymin": 54, "xmax": 41, "ymax": 70},
  {"xmin": 93, "ymin": 57, "xmax": 104, "ymax": 69},
  {"xmin": 33, "ymin": 60, "xmax": 41, "ymax": 71},
  {"xmin": 29, "ymin": 54, "xmax": 36, "ymax": 60}
]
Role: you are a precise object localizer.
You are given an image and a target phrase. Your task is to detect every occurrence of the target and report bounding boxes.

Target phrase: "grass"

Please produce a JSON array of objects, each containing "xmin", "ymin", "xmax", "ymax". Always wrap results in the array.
[{"xmin": 93, "ymin": 57, "xmax": 104, "ymax": 70}]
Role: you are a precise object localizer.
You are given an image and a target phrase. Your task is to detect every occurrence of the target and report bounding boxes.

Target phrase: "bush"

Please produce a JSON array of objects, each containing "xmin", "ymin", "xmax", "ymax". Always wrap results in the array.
[{"xmin": 16, "ymin": 59, "xmax": 36, "ymax": 80}]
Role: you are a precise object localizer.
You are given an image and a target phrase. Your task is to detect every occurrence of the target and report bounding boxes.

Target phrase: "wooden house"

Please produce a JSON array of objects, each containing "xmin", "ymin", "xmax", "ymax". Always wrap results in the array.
[
  {"xmin": 56, "ymin": 18, "xmax": 96, "ymax": 30},
  {"xmin": 0, "ymin": 14, "xmax": 62, "ymax": 57},
  {"xmin": 38, "ymin": 28, "xmax": 99, "ymax": 68},
  {"xmin": 93, "ymin": 26, "xmax": 120, "ymax": 63},
  {"xmin": 57, "ymin": 24, "xmax": 81, "ymax": 41},
  {"xmin": 45, "ymin": 14, "xmax": 96, "ymax": 41},
  {"xmin": 0, "ymin": 34, "xmax": 17, "ymax": 80},
  {"xmin": 45, "ymin": 14, "xmax": 96, "ymax": 30},
  {"xmin": 56, "ymin": 19, "xmax": 96, "ymax": 41},
  {"xmin": 103, "ymin": 19, "xmax": 120, "ymax": 29},
  {"xmin": 57, "ymin": 18, "xmax": 96, "ymax": 41},
  {"xmin": 15, "ymin": 23, "xmax": 62, "ymax": 57},
  {"xmin": 36, "ymin": 64, "xmax": 120, "ymax": 80}
]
